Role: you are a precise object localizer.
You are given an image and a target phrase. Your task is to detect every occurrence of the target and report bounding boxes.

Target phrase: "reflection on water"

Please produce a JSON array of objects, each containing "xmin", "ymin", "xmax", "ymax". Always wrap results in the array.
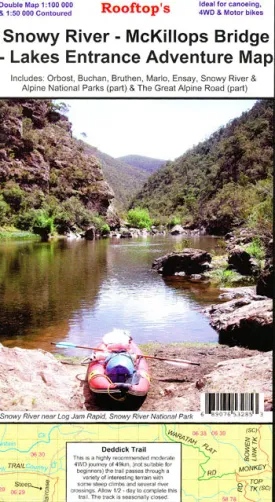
[{"xmin": 0, "ymin": 235, "xmax": 223, "ymax": 354}]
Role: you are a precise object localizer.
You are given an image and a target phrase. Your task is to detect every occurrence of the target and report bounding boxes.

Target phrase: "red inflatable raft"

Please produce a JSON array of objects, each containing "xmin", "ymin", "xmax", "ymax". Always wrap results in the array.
[{"xmin": 87, "ymin": 331, "xmax": 150, "ymax": 397}]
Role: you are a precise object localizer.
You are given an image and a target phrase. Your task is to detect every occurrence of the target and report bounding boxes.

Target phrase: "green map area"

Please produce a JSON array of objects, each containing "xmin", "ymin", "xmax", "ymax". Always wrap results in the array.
[{"xmin": 0, "ymin": 424, "xmax": 272, "ymax": 501}]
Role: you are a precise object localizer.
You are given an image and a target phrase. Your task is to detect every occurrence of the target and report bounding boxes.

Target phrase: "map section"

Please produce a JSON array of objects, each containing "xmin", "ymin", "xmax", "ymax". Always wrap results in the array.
[{"xmin": 0, "ymin": 424, "xmax": 272, "ymax": 501}]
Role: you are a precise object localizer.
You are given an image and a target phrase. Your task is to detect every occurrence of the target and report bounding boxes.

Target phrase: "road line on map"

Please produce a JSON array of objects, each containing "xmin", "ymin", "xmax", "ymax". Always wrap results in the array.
[
  {"xmin": 163, "ymin": 424, "xmax": 235, "ymax": 482},
  {"xmin": 258, "ymin": 424, "xmax": 272, "ymax": 468}
]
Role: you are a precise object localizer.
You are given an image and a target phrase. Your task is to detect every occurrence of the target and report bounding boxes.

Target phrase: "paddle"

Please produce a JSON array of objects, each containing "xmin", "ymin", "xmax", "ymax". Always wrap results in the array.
[{"xmin": 51, "ymin": 342, "xmax": 200, "ymax": 366}]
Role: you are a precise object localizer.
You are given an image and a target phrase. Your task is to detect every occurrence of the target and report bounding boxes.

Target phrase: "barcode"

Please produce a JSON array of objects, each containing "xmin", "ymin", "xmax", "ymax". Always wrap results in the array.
[{"xmin": 203, "ymin": 393, "xmax": 260, "ymax": 414}]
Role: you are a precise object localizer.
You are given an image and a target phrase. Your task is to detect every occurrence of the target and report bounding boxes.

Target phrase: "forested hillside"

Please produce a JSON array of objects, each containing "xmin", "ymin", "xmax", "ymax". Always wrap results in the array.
[
  {"xmin": 118, "ymin": 155, "xmax": 166, "ymax": 175},
  {"xmin": 0, "ymin": 100, "xmax": 113, "ymax": 235},
  {"xmin": 81, "ymin": 146, "xmax": 149, "ymax": 210},
  {"xmin": 132, "ymin": 100, "xmax": 273, "ymax": 236}
]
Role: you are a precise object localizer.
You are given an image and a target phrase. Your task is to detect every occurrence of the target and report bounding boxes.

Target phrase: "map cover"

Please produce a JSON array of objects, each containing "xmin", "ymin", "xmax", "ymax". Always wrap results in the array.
[{"xmin": 0, "ymin": 1, "xmax": 273, "ymax": 501}]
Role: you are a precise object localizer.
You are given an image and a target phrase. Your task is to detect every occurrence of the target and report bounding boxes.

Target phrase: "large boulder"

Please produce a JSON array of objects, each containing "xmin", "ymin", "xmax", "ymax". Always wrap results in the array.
[
  {"xmin": 152, "ymin": 249, "xmax": 212, "ymax": 277},
  {"xmin": 170, "ymin": 225, "xmax": 185, "ymax": 235},
  {"xmin": 106, "ymin": 203, "xmax": 121, "ymax": 230},
  {"xmin": 205, "ymin": 296, "xmax": 273, "ymax": 351},
  {"xmin": 0, "ymin": 344, "xmax": 84, "ymax": 411},
  {"xmin": 120, "ymin": 230, "xmax": 133, "ymax": 238},
  {"xmin": 84, "ymin": 226, "xmax": 96, "ymax": 240},
  {"xmin": 219, "ymin": 286, "xmax": 256, "ymax": 301},
  {"xmin": 228, "ymin": 247, "xmax": 258, "ymax": 276},
  {"xmin": 225, "ymin": 229, "xmax": 255, "ymax": 250},
  {"xmin": 256, "ymin": 259, "xmax": 274, "ymax": 298},
  {"xmin": 129, "ymin": 228, "xmax": 142, "ymax": 238}
]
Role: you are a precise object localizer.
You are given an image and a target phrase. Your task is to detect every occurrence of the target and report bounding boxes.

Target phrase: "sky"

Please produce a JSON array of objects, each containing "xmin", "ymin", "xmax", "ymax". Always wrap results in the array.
[{"xmin": 62, "ymin": 99, "xmax": 257, "ymax": 161}]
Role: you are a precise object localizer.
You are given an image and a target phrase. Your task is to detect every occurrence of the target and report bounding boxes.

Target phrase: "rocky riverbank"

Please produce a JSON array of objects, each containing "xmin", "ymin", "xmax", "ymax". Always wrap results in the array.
[
  {"xmin": 152, "ymin": 239, "xmax": 273, "ymax": 351},
  {"xmin": 0, "ymin": 343, "xmax": 272, "ymax": 412},
  {"xmin": 84, "ymin": 223, "xmax": 207, "ymax": 240},
  {"xmin": 205, "ymin": 295, "xmax": 272, "ymax": 351}
]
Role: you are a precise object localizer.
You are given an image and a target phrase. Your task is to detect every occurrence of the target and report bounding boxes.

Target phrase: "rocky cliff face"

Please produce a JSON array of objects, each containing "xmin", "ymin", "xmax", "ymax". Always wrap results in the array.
[{"xmin": 0, "ymin": 100, "xmax": 113, "ymax": 217}]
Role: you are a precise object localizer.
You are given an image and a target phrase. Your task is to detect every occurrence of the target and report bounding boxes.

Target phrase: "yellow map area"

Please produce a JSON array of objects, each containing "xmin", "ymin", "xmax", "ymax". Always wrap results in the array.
[{"xmin": 0, "ymin": 423, "xmax": 272, "ymax": 502}]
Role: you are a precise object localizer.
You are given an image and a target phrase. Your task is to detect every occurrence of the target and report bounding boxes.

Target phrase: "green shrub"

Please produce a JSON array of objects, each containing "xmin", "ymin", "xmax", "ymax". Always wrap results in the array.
[
  {"xmin": 33, "ymin": 211, "xmax": 55, "ymax": 239},
  {"xmin": 101, "ymin": 223, "xmax": 110, "ymax": 235},
  {"xmin": 245, "ymin": 238, "xmax": 265, "ymax": 260},
  {"xmin": 41, "ymin": 195, "xmax": 59, "ymax": 217},
  {"xmin": 168, "ymin": 215, "xmax": 181, "ymax": 228},
  {"xmin": 90, "ymin": 215, "xmax": 105, "ymax": 230},
  {"xmin": 127, "ymin": 208, "xmax": 152, "ymax": 230},
  {"xmin": 64, "ymin": 198, "xmax": 92, "ymax": 227},
  {"xmin": 221, "ymin": 269, "xmax": 240, "ymax": 284},
  {"xmin": 16, "ymin": 209, "xmax": 37, "ymax": 230},
  {"xmin": 54, "ymin": 212, "xmax": 72, "ymax": 234},
  {"xmin": 210, "ymin": 268, "xmax": 246, "ymax": 286},
  {"xmin": 0, "ymin": 199, "xmax": 10, "ymax": 225},
  {"xmin": 2, "ymin": 183, "xmax": 25, "ymax": 211},
  {"xmin": 53, "ymin": 197, "xmax": 95, "ymax": 233},
  {"xmin": 34, "ymin": 211, "xmax": 55, "ymax": 232},
  {"xmin": 22, "ymin": 190, "xmax": 44, "ymax": 211}
]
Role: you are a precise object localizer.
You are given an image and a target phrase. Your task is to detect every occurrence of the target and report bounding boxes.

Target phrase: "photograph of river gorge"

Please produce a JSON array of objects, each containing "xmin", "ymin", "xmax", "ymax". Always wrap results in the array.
[{"xmin": 0, "ymin": 98, "xmax": 273, "ymax": 412}]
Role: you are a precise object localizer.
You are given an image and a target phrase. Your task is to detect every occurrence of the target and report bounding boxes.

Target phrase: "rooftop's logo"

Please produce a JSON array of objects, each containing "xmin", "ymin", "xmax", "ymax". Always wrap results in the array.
[{"xmin": 101, "ymin": 2, "xmax": 171, "ymax": 16}]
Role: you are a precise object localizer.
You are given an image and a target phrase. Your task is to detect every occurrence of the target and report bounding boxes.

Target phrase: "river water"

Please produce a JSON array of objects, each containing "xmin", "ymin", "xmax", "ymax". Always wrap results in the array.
[{"xmin": 0, "ymin": 235, "xmax": 223, "ymax": 355}]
